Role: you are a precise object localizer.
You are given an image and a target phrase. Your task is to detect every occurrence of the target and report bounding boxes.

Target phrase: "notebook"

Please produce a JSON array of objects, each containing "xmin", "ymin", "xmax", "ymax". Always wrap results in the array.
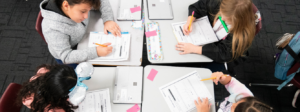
[
  {"xmin": 172, "ymin": 16, "xmax": 229, "ymax": 45},
  {"xmin": 113, "ymin": 66, "xmax": 143, "ymax": 104},
  {"xmin": 88, "ymin": 32, "xmax": 131, "ymax": 61}
]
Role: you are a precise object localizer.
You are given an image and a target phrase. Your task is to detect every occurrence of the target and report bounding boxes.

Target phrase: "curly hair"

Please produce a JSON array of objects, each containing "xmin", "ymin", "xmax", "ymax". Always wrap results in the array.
[{"xmin": 17, "ymin": 64, "xmax": 78, "ymax": 112}]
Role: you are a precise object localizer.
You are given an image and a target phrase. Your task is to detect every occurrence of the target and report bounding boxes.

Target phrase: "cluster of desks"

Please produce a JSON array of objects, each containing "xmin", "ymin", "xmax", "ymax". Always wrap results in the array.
[{"xmin": 77, "ymin": 0, "xmax": 215, "ymax": 112}]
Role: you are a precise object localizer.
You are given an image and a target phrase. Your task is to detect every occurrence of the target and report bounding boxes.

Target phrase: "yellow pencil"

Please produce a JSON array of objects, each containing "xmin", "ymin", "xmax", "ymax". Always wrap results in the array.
[
  {"xmin": 188, "ymin": 11, "xmax": 194, "ymax": 31},
  {"xmin": 94, "ymin": 43, "xmax": 107, "ymax": 47},
  {"xmin": 201, "ymin": 75, "xmax": 229, "ymax": 81}
]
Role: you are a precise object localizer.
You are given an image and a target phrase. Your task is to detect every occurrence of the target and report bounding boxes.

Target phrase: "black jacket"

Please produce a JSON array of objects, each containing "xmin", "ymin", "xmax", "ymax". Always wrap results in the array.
[{"xmin": 188, "ymin": 0, "xmax": 238, "ymax": 63}]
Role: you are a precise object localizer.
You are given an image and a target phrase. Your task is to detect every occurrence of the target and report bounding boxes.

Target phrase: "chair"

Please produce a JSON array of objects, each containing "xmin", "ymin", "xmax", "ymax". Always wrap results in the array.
[
  {"xmin": 35, "ymin": 11, "xmax": 47, "ymax": 44},
  {"xmin": 0, "ymin": 83, "xmax": 23, "ymax": 112},
  {"xmin": 252, "ymin": 4, "xmax": 262, "ymax": 35}
]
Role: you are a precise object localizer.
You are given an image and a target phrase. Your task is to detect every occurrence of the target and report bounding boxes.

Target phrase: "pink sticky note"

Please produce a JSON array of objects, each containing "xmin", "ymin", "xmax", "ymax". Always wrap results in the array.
[
  {"xmin": 130, "ymin": 6, "xmax": 141, "ymax": 13},
  {"xmin": 127, "ymin": 104, "xmax": 140, "ymax": 112},
  {"xmin": 145, "ymin": 31, "xmax": 157, "ymax": 37},
  {"xmin": 147, "ymin": 69, "xmax": 158, "ymax": 81}
]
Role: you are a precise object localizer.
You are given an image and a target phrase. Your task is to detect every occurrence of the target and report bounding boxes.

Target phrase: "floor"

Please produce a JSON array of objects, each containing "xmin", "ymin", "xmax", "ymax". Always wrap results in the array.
[{"xmin": 0, "ymin": 0, "xmax": 299, "ymax": 112}]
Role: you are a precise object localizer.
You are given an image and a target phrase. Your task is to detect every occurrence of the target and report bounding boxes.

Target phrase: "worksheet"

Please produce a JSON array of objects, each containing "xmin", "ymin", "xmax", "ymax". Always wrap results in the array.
[
  {"xmin": 172, "ymin": 16, "xmax": 226, "ymax": 46},
  {"xmin": 88, "ymin": 32, "xmax": 131, "ymax": 61},
  {"xmin": 159, "ymin": 71, "xmax": 213, "ymax": 112},
  {"xmin": 74, "ymin": 88, "xmax": 111, "ymax": 112}
]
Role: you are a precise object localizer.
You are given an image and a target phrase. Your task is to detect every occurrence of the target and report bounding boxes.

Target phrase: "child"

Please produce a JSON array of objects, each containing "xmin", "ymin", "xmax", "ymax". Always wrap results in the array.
[
  {"xmin": 17, "ymin": 63, "xmax": 93, "ymax": 112},
  {"xmin": 176, "ymin": 0, "xmax": 261, "ymax": 62},
  {"xmin": 40, "ymin": 0, "xmax": 121, "ymax": 65},
  {"xmin": 194, "ymin": 72, "xmax": 273, "ymax": 112}
]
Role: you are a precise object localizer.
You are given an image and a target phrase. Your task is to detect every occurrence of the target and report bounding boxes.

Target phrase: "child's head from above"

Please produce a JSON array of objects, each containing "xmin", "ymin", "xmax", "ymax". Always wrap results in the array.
[
  {"xmin": 232, "ymin": 97, "xmax": 273, "ymax": 112},
  {"xmin": 219, "ymin": 0, "xmax": 254, "ymax": 25},
  {"xmin": 17, "ymin": 64, "xmax": 78, "ymax": 112},
  {"xmin": 56, "ymin": 0, "xmax": 100, "ymax": 23},
  {"xmin": 215, "ymin": 0, "xmax": 256, "ymax": 60}
]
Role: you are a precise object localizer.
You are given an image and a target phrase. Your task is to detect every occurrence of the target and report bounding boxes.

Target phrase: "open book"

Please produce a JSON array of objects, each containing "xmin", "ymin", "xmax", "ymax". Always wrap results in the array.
[
  {"xmin": 88, "ymin": 32, "xmax": 131, "ymax": 61},
  {"xmin": 172, "ymin": 16, "xmax": 229, "ymax": 46}
]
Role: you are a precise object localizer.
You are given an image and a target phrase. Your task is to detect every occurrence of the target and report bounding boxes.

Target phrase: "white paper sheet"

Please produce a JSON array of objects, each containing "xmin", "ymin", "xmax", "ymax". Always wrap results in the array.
[
  {"xmin": 74, "ymin": 88, "xmax": 112, "ymax": 112},
  {"xmin": 159, "ymin": 71, "xmax": 213, "ymax": 112},
  {"xmin": 88, "ymin": 32, "xmax": 131, "ymax": 61},
  {"xmin": 172, "ymin": 16, "xmax": 227, "ymax": 46}
]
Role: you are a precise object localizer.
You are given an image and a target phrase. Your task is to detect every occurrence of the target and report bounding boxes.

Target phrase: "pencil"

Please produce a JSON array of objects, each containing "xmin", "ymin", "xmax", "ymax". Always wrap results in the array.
[
  {"xmin": 188, "ymin": 11, "xmax": 194, "ymax": 31},
  {"xmin": 201, "ymin": 75, "xmax": 229, "ymax": 81},
  {"xmin": 94, "ymin": 43, "xmax": 107, "ymax": 47}
]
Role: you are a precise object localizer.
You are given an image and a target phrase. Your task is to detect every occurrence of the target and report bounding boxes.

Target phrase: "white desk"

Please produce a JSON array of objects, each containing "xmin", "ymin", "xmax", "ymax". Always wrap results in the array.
[
  {"xmin": 142, "ymin": 65, "xmax": 215, "ymax": 112},
  {"xmin": 82, "ymin": 67, "xmax": 141, "ymax": 112},
  {"xmin": 143, "ymin": 0, "xmax": 213, "ymax": 63},
  {"xmin": 77, "ymin": 0, "xmax": 144, "ymax": 66}
]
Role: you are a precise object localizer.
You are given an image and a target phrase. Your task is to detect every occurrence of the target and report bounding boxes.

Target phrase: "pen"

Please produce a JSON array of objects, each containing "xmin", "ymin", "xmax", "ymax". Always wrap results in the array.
[
  {"xmin": 168, "ymin": 89, "xmax": 176, "ymax": 101},
  {"xmin": 200, "ymin": 75, "xmax": 229, "ymax": 81},
  {"xmin": 188, "ymin": 11, "xmax": 194, "ymax": 31},
  {"xmin": 218, "ymin": 16, "xmax": 229, "ymax": 33},
  {"xmin": 94, "ymin": 43, "xmax": 107, "ymax": 47},
  {"xmin": 179, "ymin": 26, "xmax": 185, "ymax": 36},
  {"xmin": 101, "ymin": 105, "xmax": 103, "ymax": 112}
]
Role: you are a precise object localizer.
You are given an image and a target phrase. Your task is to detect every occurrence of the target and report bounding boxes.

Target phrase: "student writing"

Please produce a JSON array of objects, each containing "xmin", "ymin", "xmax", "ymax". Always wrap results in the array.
[
  {"xmin": 40, "ymin": 0, "xmax": 120, "ymax": 65},
  {"xmin": 194, "ymin": 72, "xmax": 273, "ymax": 112},
  {"xmin": 176, "ymin": 0, "xmax": 261, "ymax": 62}
]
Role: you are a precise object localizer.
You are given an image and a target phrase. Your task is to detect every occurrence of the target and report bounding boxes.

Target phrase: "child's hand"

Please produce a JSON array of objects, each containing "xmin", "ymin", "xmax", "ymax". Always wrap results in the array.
[
  {"xmin": 96, "ymin": 43, "xmax": 113, "ymax": 57},
  {"xmin": 194, "ymin": 97, "xmax": 211, "ymax": 112},
  {"xmin": 175, "ymin": 42, "xmax": 202, "ymax": 55},
  {"xmin": 104, "ymin": 21, "xmax": 121, "ymax": 37},
  {"xmin": 211, "ymin": 72, "xmax": 227, "ymax": 85},
  {"xmin": 183, "ymin": 16, "xmax": 195, "ymax": 35},
  {"xmin": 183, "ymin": 22, "xmax": 193, "ymax": 35}
]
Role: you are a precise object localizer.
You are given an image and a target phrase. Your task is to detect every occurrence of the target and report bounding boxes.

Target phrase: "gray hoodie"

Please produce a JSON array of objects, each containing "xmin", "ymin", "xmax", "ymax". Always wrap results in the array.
[{"xmin": 40, "ymin": 0, "xmax": 114, "ymax": 64}]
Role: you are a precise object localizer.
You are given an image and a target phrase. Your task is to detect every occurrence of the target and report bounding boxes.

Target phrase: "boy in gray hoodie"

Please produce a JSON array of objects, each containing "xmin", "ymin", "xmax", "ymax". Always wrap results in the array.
[{"xmin": 40, "ymin": 0, "xmax": 121, "ymax": 64}]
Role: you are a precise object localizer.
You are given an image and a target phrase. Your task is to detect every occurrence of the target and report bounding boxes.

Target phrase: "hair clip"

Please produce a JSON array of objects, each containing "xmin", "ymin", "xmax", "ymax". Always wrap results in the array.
[{"xmin": 68, "ymin": 62, "xmax": 94, "ymax": 106}]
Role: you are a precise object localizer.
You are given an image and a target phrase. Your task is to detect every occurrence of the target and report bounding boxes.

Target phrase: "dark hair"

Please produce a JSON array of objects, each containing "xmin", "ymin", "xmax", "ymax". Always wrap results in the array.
[
  {"xmin": 56, "ymin": 0, "xmax": 101, "ymax": 9},
  {"xmin": 17, "ymin": 64, "xmax": 78, "ymax": 112},
  {"xmin": 235, "ymin": 97, "xmax": 273, "ymax": 112}
]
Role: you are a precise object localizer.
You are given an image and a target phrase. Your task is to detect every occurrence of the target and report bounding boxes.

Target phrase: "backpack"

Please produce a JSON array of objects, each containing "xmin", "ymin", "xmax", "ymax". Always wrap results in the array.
[{"xmin": 275, "ymin": 31, "xmax": 300, "ymax": 90}]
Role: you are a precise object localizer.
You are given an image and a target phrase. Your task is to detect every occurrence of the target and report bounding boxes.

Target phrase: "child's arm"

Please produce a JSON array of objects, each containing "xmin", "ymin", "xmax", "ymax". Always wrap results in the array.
[
  {"xmin": 211, "ymin": 72, "xmax": 253, "ymax": 103},
  {"xmin": 188, "ymin": 0, "xmax": 210, "ymax": 19}
]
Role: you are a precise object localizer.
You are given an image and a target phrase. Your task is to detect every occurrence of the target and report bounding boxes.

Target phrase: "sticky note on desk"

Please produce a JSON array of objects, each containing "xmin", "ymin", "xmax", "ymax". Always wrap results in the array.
[
  {"xmin": 130, "ymin": 6, "xmax": 141, "ymax": 13},
  {"xmin": 127, "ymin": 104, "xmax": 140, "ymax": 112},
  {"xmin": 145, "ymin": 31, "xmax": 157, "ymax": 37},
  {"xmin": 147, "ymin": 68, "xmax": 158, "ymax": 81}
]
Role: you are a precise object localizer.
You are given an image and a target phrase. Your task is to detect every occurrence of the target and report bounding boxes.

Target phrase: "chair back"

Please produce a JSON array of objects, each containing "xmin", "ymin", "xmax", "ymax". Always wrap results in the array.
[
  {"xmin": 0, "ymin": 83, "xmax": 23, "ymax": 112},
  {"xmin": 35, "ymin": 11, "xmax": 47, "ymax": 43},
  {"xmin": 252, "ymin": 4, "xmax": 262, "ymax": 35}
]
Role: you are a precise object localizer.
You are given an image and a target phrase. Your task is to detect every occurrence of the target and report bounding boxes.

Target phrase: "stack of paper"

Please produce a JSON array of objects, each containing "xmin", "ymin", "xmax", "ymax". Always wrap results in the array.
[
  {"xmin": 172, "ymin": 16, "xmax": 228, "ymax": 46},
  {"xmin": 88, "ymin": 32, "xmax": 131, "ymax": 61},
  {"xmin": 159, "ymin": 71, "xmax": 213, "ymax": 112},
  {"xmin": 74, "ymin": 88, "xmax": 112, "ymax": 112}
]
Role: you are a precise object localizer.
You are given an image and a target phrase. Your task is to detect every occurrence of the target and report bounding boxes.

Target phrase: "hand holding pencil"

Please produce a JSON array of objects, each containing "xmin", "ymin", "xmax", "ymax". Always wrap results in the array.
[
  {"xmin": 202, "ymin": 72, "xmax": 231, "ymax": 85},
  {"xmin": 183, "ymin": 11, "xmax": 195, "ymax": 35}
]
